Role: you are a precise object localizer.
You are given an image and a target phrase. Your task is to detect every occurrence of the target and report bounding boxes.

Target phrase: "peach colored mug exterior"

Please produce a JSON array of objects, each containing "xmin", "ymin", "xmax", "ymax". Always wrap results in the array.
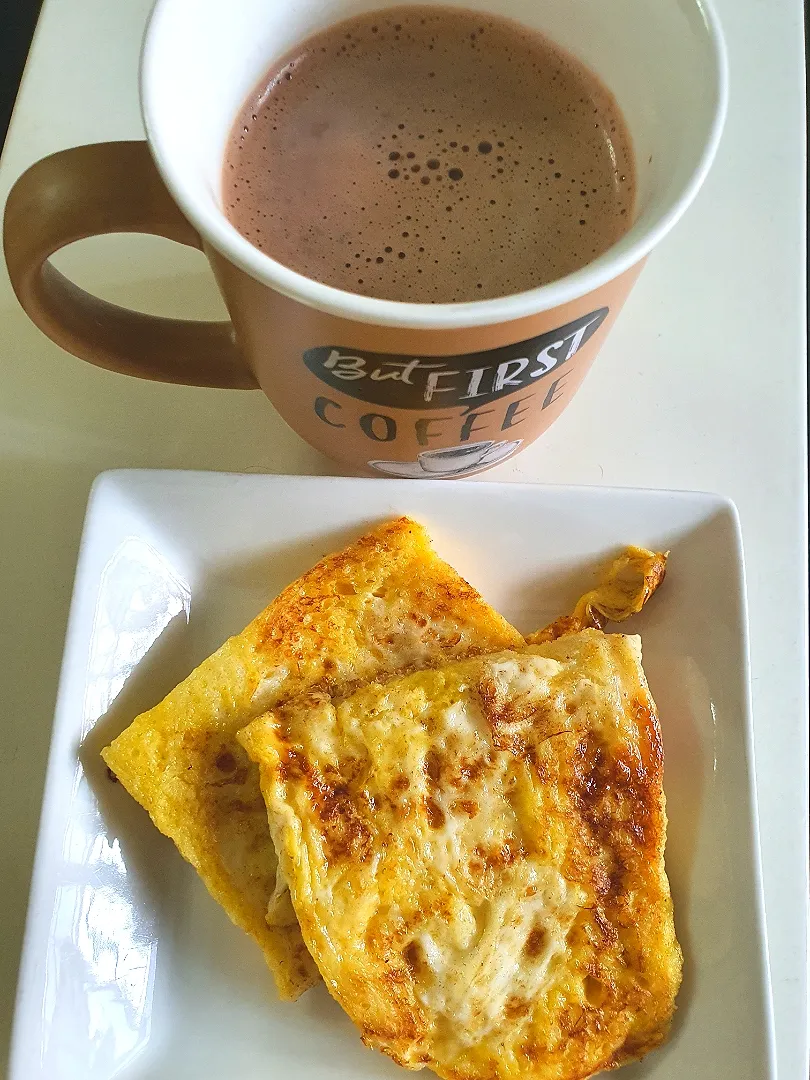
[
  {"xmin": 2, "ymin": 0, "xmax": 727, "ymax": 479},
  {"xmin": 210, "ymin": 248, "xmax": 643, "ymax": 475}
]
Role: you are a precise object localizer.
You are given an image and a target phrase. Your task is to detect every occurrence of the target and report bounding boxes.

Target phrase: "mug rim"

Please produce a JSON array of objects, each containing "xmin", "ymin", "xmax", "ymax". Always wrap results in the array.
[{"xmin": 141, "ymin": 0, "xmax": 729, "ymax": 331}]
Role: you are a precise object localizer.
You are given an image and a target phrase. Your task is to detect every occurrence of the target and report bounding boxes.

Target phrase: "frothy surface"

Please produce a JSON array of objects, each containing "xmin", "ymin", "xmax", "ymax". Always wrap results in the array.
[{"xmin": 223, "ymin": 5, "xmax": 635, "ymax": 303}]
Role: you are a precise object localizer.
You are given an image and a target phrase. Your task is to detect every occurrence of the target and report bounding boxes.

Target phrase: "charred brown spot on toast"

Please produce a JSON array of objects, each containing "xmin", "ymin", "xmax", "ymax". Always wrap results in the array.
[
  {"xmin": 570, "ymin": 725, "xmax": 661, "ymax": 882},
  {"xmin": 592, "ymin": 907, "xmax": 620, "ymax": 948},
  {"xmin": 477, "ymin": 669, "xmax": 565, "ymax": 762},
  {"xmin": 403, "ymin": 940, "xmax": 423, "ymax": 975},
  {"xmin": 504, "ymin": 995, "xmax": 531, "ymax": 1021},
  {"xmin": 524, "ymin": 927, "xmax": 547, "ymax": 957},
  {"xmin": 279, "ymin": 748, "xmax": 372, "ymax": 861},
  {"xmin": 425, "ymin": 797, "xmax": 446, "ymax": 829},
  {"xmin": 473, "ymin": 840, "xmax": 524, "ymax": 871},
  {"xmin": 424, "ymin": 750, "xmax": 443, "ymax": 783},
  {"xmin": 448, "ymin": 754, "xmax": 492, "ymax": 790},
  {"xmin": 215, "ymin": 750, "xmax": 237, "ymax": 773}
]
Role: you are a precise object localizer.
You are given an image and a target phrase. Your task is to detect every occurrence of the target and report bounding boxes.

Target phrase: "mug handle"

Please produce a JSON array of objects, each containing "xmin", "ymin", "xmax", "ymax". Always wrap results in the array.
[{"xmin": 3, "ymin": 140, "xmax": 258, "ymax": 389}]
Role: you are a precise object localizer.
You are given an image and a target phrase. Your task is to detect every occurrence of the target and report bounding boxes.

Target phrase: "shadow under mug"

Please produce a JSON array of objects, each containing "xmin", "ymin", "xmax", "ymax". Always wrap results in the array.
[{"xmin": 2, "ymin": 0, "xmax": 727, "ymax": 479}]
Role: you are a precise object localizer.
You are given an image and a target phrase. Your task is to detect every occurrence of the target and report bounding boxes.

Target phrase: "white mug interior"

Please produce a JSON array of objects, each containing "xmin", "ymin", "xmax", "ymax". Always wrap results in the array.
[{"xmin": 142, "ymin": 0, "xmax": 727, "ymax": 329}]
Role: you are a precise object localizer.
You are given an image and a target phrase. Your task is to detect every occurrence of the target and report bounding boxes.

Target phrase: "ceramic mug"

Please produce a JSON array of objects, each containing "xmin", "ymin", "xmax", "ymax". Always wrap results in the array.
[{"xmin": 3, "ymin": 0, "xmax": 727, "ymax": 479}]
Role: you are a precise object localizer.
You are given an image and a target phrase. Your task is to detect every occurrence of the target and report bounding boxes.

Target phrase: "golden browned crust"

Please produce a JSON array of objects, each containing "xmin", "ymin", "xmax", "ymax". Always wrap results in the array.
[
  {"xmin": 240, "ymin": 630, "xmax": 681, "ymax": 1074},
  {"xmin": 101, "ymin": 518, "xmax": 523, "ymax": 999}
]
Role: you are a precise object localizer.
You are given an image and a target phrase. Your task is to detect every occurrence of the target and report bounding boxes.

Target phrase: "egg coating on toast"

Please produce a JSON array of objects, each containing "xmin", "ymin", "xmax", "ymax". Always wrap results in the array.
[
  {"xmin": 101, "ymin": 518, "xmax": 523, "ymax": 999},
  {"xmin": 239, "ymin": 630, "xmax": 681, "ymax": 1076}
]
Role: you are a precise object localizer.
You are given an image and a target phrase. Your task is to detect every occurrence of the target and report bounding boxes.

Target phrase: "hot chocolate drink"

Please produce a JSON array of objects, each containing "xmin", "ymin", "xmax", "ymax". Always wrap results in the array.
[{"xmin": 223, "ymin": 5, "xmax": 635, "ymax": 303}]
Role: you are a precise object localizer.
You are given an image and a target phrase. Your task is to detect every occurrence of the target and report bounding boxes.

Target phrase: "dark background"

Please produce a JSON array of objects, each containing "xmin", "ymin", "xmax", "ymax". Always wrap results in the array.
[{"xmin": 1, "ymin": 0, "xmax": 44, "ymax": 149}]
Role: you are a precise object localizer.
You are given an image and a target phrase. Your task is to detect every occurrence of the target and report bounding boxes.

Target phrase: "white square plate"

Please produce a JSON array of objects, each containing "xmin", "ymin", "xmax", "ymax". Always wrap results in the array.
[{"xmin": 9, "ymin": 471, "xmax": 775, "ymax": 1080}]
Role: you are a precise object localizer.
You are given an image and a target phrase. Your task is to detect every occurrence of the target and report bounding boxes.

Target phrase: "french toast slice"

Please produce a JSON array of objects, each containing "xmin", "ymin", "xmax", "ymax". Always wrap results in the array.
[
  {"xmin": 239, "ymin": 629, "xmax": 681, "ymax": 1075},
  {"xmin": 102, "ymin": 518, "xmax": 523, "ymax": 999}
]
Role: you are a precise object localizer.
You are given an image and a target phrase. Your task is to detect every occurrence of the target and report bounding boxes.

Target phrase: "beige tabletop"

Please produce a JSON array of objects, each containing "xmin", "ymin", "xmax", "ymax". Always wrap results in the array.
[{"xmin": 0, "ymin": 0, "xmax": 807, "ymax": 1074}]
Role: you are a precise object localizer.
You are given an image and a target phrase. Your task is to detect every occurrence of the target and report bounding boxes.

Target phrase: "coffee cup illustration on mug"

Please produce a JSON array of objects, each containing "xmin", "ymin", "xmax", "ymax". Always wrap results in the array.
[{"xmin": 369, "ymin": 438, "xmax": 523, "ymax": 479}]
